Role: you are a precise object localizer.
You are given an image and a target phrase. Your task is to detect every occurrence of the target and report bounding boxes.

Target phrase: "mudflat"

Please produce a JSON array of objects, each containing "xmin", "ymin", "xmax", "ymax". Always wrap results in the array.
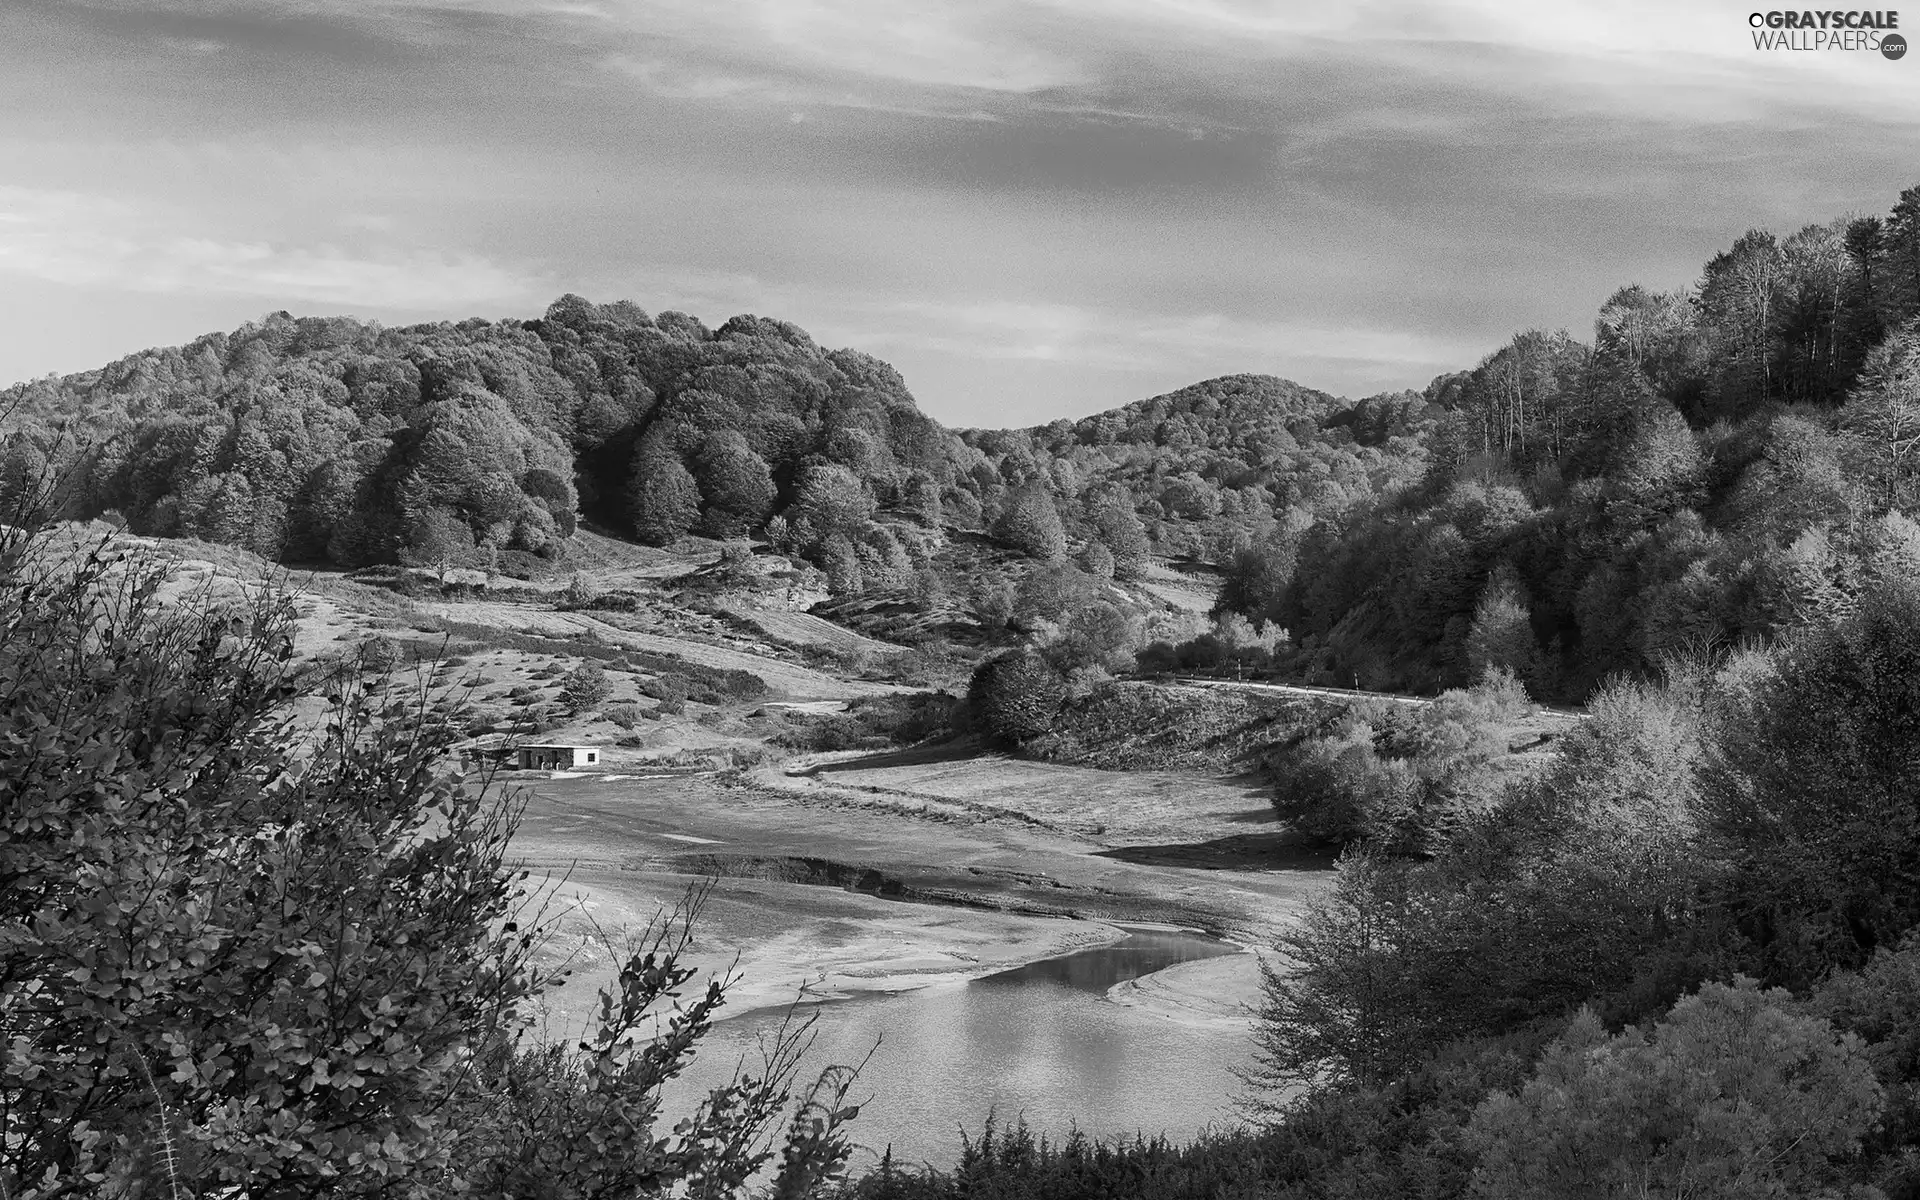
[{"xmin": 504, "ymin": 758, "xmax": 1336, "ymax": 1040}]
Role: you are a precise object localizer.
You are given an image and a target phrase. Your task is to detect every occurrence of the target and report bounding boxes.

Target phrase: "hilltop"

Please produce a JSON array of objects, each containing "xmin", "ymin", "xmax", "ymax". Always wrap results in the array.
[{"xmin": 4, "ymin": 183, "xmax": 1920, "ymax": 719}]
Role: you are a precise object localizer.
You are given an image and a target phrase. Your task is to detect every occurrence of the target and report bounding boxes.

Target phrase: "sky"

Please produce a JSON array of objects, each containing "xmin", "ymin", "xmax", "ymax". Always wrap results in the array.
[{"xmin": 1, "ymin": 1, "xmax": 1917, "ymax": 427}]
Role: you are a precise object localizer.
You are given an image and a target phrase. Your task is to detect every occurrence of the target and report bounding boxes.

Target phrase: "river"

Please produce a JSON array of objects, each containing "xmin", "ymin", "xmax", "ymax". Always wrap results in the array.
[{"xmin": 664, "ymin": 927, "xmax": 1257, "ymax": 1171}]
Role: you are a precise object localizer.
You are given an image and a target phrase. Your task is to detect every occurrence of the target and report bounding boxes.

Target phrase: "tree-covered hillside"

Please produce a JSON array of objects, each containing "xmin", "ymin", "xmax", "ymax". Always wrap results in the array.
[
  {"xmin": 1211, "ymin": 186, "xmax": 1920, "ymax": 700},
  {"xmin": 6, "ymin": 185, "xmax": 1920, "ymax": 706},
  {"xmin": 962, "ymin": 374, "xmax": 1433, "ymax": 562},
  {"xmin": 0, "ymin": 300, "xmax": 969, "ymax": 583},
  {"xmin": 0, "ymin": 304, "xmax": 1425, "ymax": 600}
]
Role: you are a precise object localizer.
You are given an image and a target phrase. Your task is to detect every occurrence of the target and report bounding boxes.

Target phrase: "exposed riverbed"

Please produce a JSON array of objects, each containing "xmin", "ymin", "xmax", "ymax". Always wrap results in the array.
[
  {"xmin": 508, "ymin": 766, "xmax": 1330, "ymax": 1169},
  {"xmin": 667, "ymin": 928, "xmax": 1256, "ymax": 1169}
]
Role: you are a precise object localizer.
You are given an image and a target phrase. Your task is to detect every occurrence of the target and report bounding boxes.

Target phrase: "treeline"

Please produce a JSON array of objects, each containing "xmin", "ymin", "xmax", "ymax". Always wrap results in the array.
[
  {"xmin": 961, "ymin": 374, "xmax": 1432, "ymax": 562},
  {"xmin": 0, "ymin": 309, "xmax": 1429, "ymax": 610},
  {"xmin": 0, "ymin": 300, "xmax": 969, "ymax": 586},
  {"xmin": 1215, "ymin": 186, "xmax": 1920, "ymax": 700}
]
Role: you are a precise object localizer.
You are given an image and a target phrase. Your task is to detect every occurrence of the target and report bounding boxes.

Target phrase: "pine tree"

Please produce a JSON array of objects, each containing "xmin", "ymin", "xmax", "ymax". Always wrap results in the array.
[
  {"xmin": 1884, "ymin": 185, "xmax": 1920, "ymax": 332},
  {"xmin": 559, "ymin": 661, "xmax": 612, "ymax": 712}
]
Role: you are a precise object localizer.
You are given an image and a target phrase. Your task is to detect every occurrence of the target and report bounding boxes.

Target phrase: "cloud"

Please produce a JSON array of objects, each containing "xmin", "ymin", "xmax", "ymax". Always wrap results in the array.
[
  {"xmin": 592, "ymin": 0, "xmax": 1920, "ymax": 136},
  {"xmin": 844, "ymin": 299, "xmax": 1482, "ymax": 380},
  {"xmin": 5, "ymin": 1, "xmax": 1917, "ymax": 421},
  {"xmin": 582, "ymin": 262, "xmax": 1479, "ymax": 396},
  {"xmin": 0, "ymin": 186, "xmax": 545, "ymax": 309}
]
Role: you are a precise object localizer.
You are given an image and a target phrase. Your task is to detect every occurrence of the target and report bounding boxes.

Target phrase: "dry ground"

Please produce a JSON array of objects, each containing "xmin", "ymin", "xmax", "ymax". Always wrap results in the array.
[
  {"xmin": 508, "ymin": 755, "xmax": 1336, "ymax": 1041},
  {"xmin": 54, "ymin": 524, "xmax": 1345, "ymax": 1047}
]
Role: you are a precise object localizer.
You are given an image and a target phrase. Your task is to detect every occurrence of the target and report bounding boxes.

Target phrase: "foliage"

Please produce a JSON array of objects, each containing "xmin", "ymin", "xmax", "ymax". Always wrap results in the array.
[
  {"xmin": 991, "ymin": 483, "xmax": 1067, "ymax": 561},
  {"xmin": 1202, "ymin": 188, "xmax": 1920, "ymax": 702},
  {"xmin": 1462, "ymin": 568, "xmax": 1539, "ymax": 688},
  {"xmin": 0, "ymin": 299, "xmax": 970, "ymax": 582},
  {"xmin": 1248, "ymin": 669, "xmax": 1716, "ymax": 1111},
  {"xmin": 558, "ymin": 660, "xmax": 613, "ymax": 711},
  {"xmin": 629, "ymin": 441, "xmax": 701, "ymax": 546},
  {"xmin": 692, "ymin": 427, "xmax": 777, "ymax": 536},
  {"xmin": 1086, "ymin": 494, "xmax": 1150, "ymax": 580},
  {"xmin": 1701, "ymin": 574, "xmax": 1920, "ymax": 987},
  {"xmin": 1264, "ymin": 670, "xmax": 1528, "ymax": 849},
  {"xmin": 0, "ymin": 532, "xmax": 538, "ymax": 1196},
  {"xmin": 1469, "ymin": 981, "xmax": 1883, "ymax": 1200},
  {"xmin": 775, "ymin": 692, "xmax": 961, "ymax": 753},
  {"xmin": 7, "ymin": 182, "xmax": 1920, "ymax": 640},
  {"xmin": 456, "ymin": 886, "xmax": 864, "ymax": 1200},
  {"xmin": 1249, "ymin": 854, "xmax": 1440, "ymax": 1094},
  {"xmin": 966, "ymin": 649, "xmax": 1067, "ymax": 745},
  {"xmin": 0, "ymin": 522, "xmax": 859, "ymax": 1198}
]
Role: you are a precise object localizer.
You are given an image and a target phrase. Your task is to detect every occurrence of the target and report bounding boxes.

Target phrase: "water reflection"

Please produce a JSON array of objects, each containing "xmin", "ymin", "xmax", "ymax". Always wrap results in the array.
[
  {"xmin": 665, "ymin": 928, "xmax": 1252, "ymax": 1169},
  {"xmin": 975, "ymin": 927, "xmax": 1237, "ymax": 994}
]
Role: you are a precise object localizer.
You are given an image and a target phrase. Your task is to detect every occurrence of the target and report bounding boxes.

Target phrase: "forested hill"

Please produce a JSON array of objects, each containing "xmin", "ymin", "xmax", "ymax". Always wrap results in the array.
[
  {"xmin": 0, "ymin": 301, "xmax": 970, "ymax": 576},
  {"xmin": 5, "ymin": 181, "xmax": 1920, "ymax": 703},
  {"xmin": 961, "ymin": 374, "xmax": 1433, "ymax": 560},
  {"xmin": 1198, "ymin": 185, "xmax": 1920, "ymax": 701},
  {"xmin": 0, "ymin": 297, "xmax": 1414, "ymax": 589}
]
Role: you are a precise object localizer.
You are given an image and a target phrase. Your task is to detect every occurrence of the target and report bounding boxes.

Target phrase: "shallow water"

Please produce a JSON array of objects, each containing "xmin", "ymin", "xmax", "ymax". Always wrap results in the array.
[{"xmin": 663, "ymin": 928, "xmax": 1255, "ymax": 1170}]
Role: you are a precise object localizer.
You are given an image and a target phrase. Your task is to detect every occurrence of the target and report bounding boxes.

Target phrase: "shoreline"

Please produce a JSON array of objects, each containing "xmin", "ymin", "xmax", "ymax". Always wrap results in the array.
[{"xmin": 509, "ymin": 769, "xmax": 1313, "ymax": 1044}]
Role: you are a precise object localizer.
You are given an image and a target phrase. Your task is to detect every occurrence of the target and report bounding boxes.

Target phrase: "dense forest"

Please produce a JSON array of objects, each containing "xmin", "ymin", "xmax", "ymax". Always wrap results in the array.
[
  {"xmin": 0, "ymin": 300, "xmax": 1418, "ymax": 619},
  {"xmin": 1211, "ymin": 189, "xmax": 1920, "ymax": 699}
]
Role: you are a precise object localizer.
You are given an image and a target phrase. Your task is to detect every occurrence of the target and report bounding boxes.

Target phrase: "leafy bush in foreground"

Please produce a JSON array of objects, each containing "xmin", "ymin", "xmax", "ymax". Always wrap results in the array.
[
  {"xmin": 0, "ymin": 521, "xmax": 857, "ymax": 1198},
  {"xmin": 1470, "ymin": 980, "xmax": 1882, "ymax": 1199}
]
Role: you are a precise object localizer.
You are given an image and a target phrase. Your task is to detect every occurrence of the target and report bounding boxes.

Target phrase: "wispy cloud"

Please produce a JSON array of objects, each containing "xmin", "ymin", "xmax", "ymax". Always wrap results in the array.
[
  {"xmin": 841, "ymin": 299, "xmax": 1482, "ymax": 382},
  {"xmin": 0, "ymin": 186, "xmax": 545, "ymax": 308},
  {"xmin": 577, "ymin": 263, "xmax": 1479, "ymax": 398},
  {"xmin": 2, "ymin": 1, "xmax": 1914, "ymax": 420}
]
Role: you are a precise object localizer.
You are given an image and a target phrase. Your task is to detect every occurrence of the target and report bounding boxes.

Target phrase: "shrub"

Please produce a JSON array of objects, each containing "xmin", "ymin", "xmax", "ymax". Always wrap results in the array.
[
  {"xmin": 1470, "ymin": 980, "xmax": 1882, "ymax": 1199},
  {"xmin": 778, "ymin": 714, "xmax": 865, "ymax": 752},
  {"xmin": 0, "ymin": 522, "xmax": 863, "ymax": 1196},
  {"xmin": 993, "ymin": 483, "xmax": 1067, "ymax": 561},
  {"xmin": 559, "ymin": 661, "xmax": 613, "ymax": 711},
  {"xmin": 361, "ymin": 635, "xmax": 402, "ymax": 672},
  {"xmin": 1268, "ymin": 730, "xmax": 1422, "ymax": 845},
  {"xmin": 1264, "ymin": 695, "xmax": 1515, "ymax": 850},
  {"xmin": 640, "ymin": 674, "xmax": 691, "ymax": 705},
  {"xmin": 967, "ymin": 650, "xmax": 1067, "ymax": 745},
  {"xmin": 603, "ymin": 702, "xmax": 643, "ymax": 730},
  {"xmin": 1431, "ymin": 663, "xmax": 1533, "ymax": 724},
  {"xmin": 1701, "ymin": 576, "xmax": 1920, "ymax": 986}
]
